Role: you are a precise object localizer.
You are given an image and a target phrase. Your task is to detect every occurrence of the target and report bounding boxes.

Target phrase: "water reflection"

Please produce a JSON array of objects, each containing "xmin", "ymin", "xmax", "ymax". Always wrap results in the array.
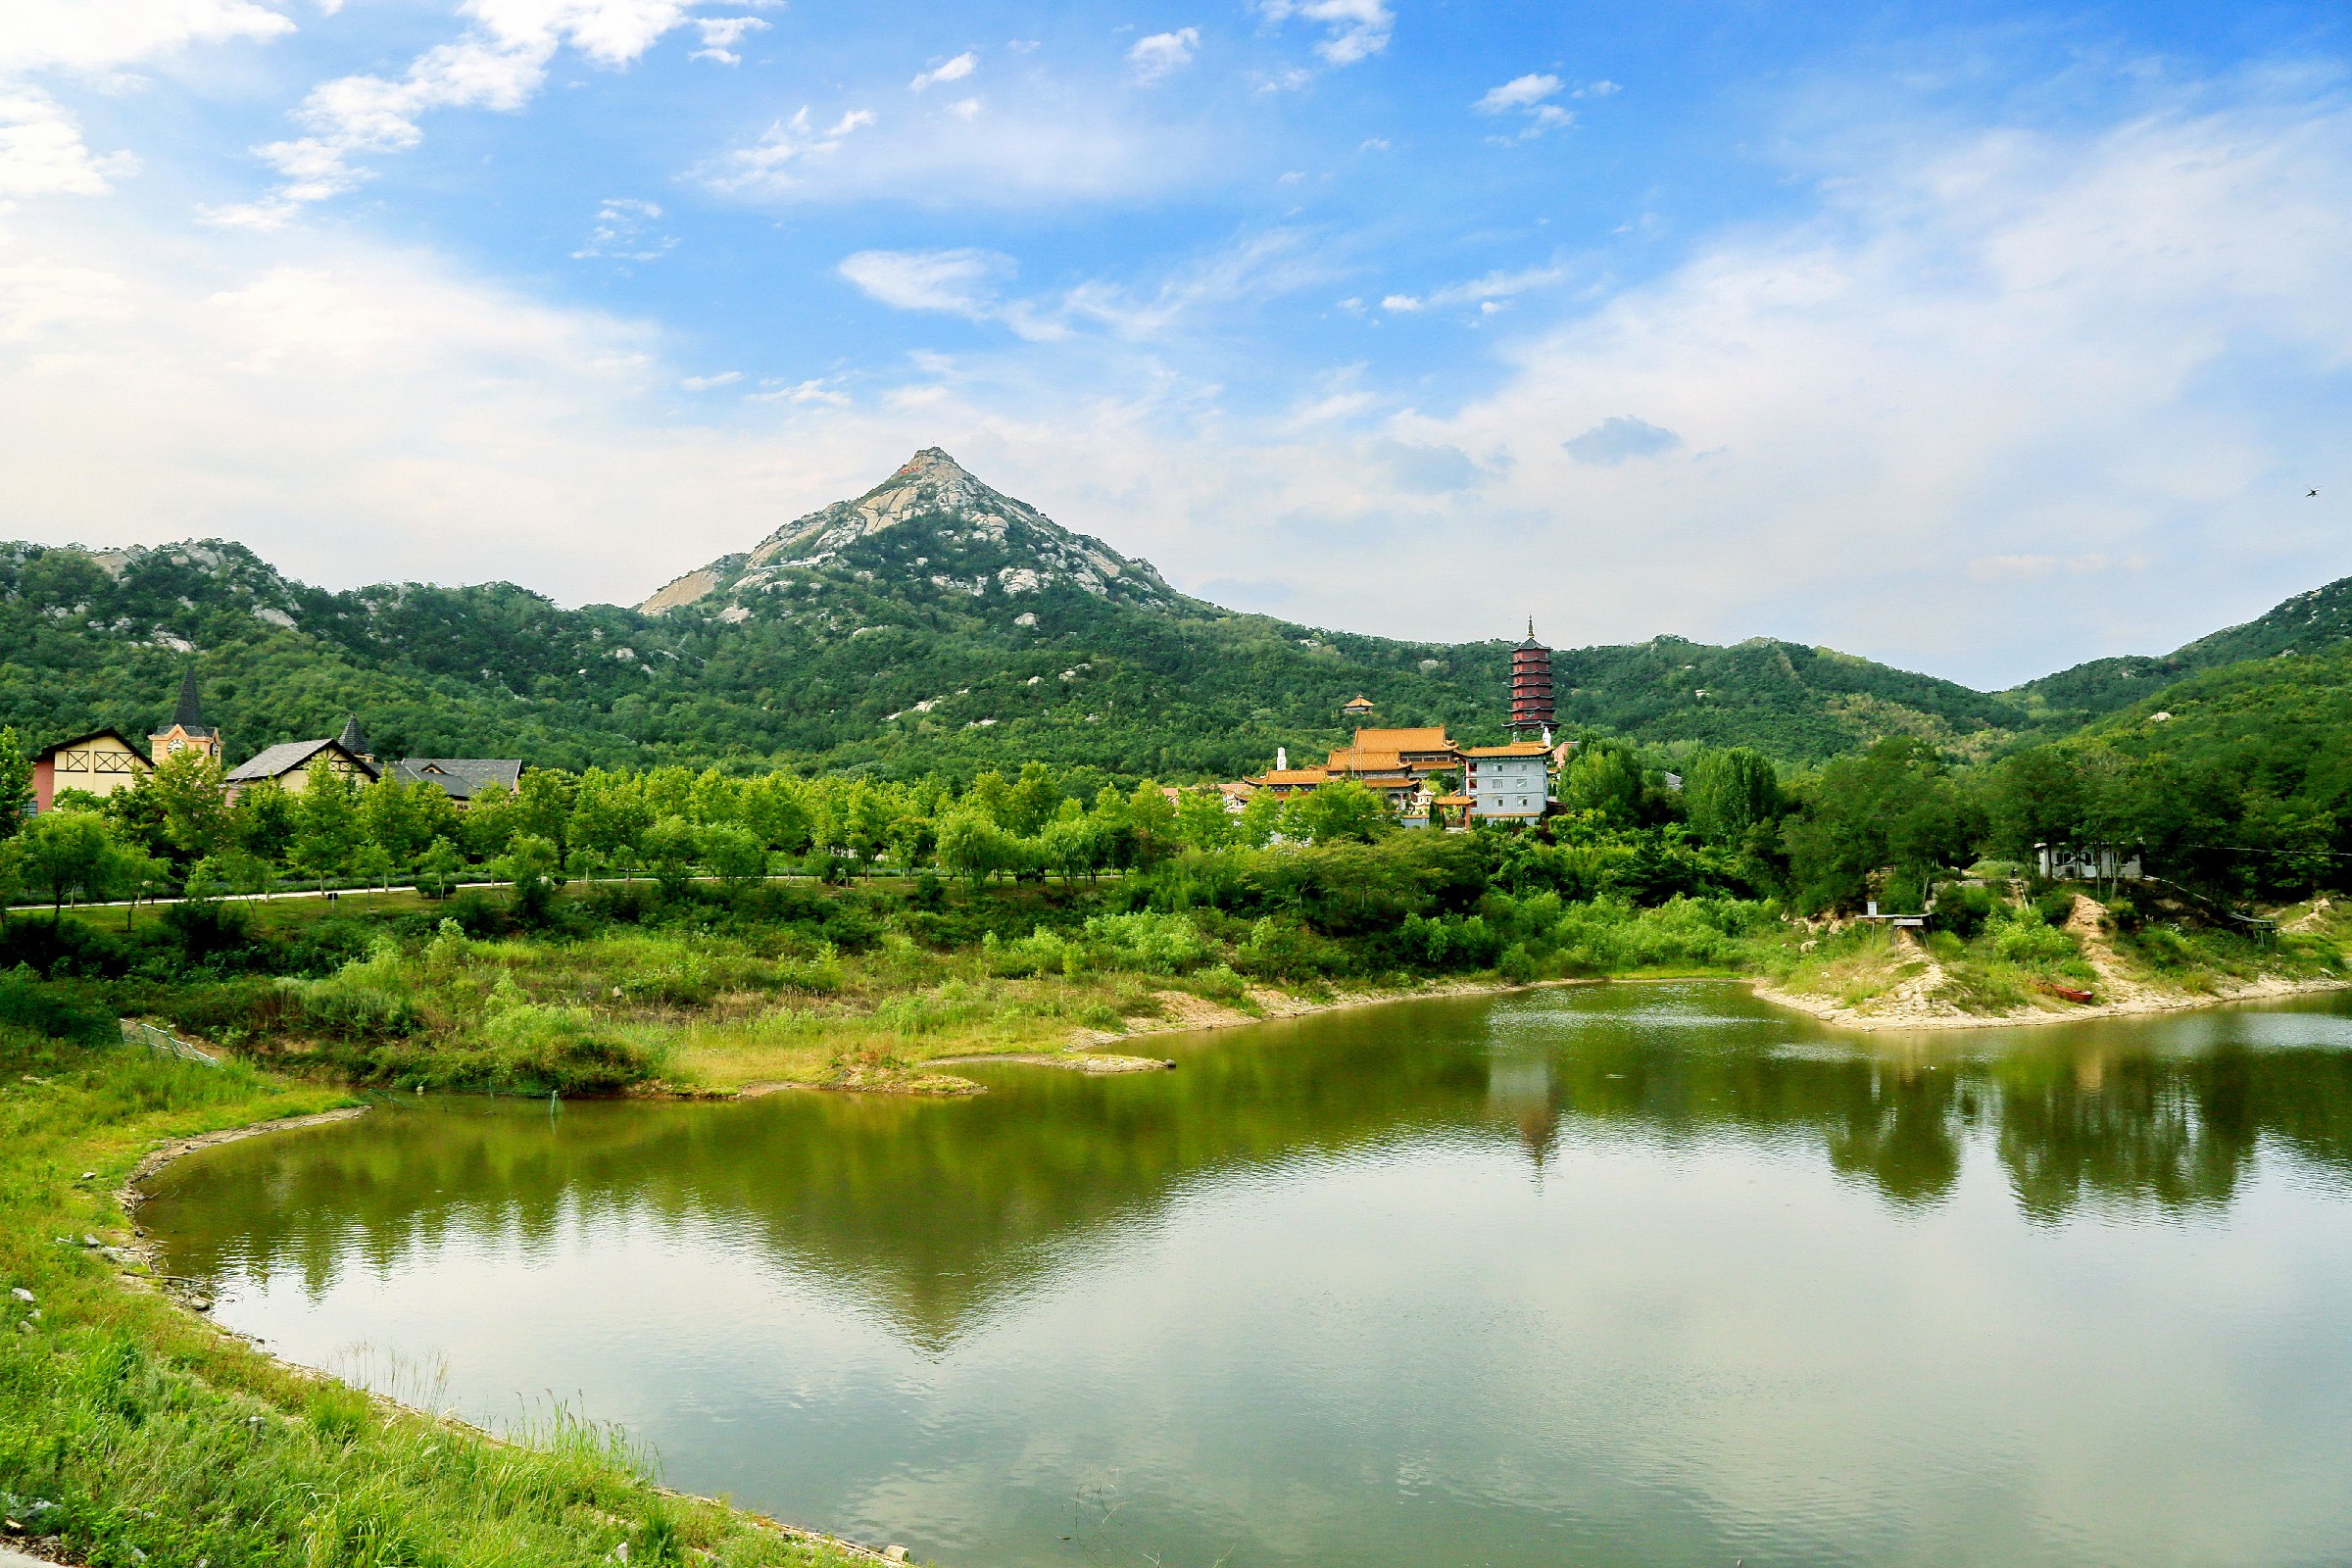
[{"xmin": 149, "ymin": 985, "xmax": 2352, "ymax": 1347}]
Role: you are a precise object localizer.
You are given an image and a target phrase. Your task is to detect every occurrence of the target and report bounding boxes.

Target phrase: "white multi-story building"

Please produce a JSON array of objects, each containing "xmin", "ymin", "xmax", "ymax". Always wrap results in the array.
[{"xmin": 1461, "ymin": 743, "xmax": 1552, "ymax": 820}]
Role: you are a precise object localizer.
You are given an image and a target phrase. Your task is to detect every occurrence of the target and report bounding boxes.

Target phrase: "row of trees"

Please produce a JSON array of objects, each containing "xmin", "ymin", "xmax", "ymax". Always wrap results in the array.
[{"xmin": 0, "ymin": 709, "xmax": 2336, "ymax": 917}]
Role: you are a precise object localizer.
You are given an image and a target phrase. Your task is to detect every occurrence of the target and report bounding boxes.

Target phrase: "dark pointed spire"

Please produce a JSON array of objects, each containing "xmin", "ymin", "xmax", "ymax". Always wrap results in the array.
[
  {"xmin": 161, "ymin": 665, "xmax": 217, "ymax": 739},
  {"xmin": 337, "ymin": 713, "xmax": 370, "ymax": 759},
  {"xmin": 173, "ymin": 666, "xmax": 203, "ymax": 728}
]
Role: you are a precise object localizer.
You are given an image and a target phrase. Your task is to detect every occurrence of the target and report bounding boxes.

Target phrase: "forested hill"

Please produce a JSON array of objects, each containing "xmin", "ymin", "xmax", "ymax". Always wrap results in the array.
[
  {"xmin": 2003, "ymin": 574, "xmax": 2352, "ymax": 727},
  {"xmin": 1, "ymin": 449, "xmax": 2319, "ymax": 777}
]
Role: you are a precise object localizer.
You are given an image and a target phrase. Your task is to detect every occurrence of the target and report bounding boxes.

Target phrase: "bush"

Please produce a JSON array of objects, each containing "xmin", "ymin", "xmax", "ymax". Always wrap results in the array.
[
  {"xmin": 2033, "ymin": 889, "xmax": 2078, "ymax": 927},
  {"xmin": 158, "ymin": 900, "xmax": 258, "ymax": 965},
  {"xmin": 1994, "ymin": 910, "xmax": 2078, "ymax": 964},
  {"xmin": 1935, "ymin": 883, "xmax": 1997, "ymax": 940},
  {"xmin": 1081, "ymin": 910, "xmax": 1211, "ymax": 974},
  {"xmin": 0, "ymin": 964, "xmax": 117, "ymax": 1045}
]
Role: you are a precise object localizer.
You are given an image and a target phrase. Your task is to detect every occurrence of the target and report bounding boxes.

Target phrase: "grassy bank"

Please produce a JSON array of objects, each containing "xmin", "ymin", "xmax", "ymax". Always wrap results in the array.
[
  {"xmin": 11, "ymin": 848, "xmax": 2352, "ymax": 1097},
  {"xmin": 0, "ymin": 1027, "xmax": 873, "ymax": 1568}
]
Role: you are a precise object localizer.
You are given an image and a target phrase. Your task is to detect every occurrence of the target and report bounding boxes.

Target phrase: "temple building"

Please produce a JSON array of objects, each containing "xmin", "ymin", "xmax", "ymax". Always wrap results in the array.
[
  {"xmin": 1510, "ymin": 622, "xmax": 1554, "ymax": 737},
  {"xmin": 1462, "ymin": 742, "xmax": 1553, "ymax": 820}
]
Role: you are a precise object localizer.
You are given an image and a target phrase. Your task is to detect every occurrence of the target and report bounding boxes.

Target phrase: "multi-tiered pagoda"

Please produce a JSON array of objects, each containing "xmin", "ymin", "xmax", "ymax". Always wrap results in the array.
[{"xmin": 1509, "ymin": 620, "xmax": 1554, "ymax": 737}]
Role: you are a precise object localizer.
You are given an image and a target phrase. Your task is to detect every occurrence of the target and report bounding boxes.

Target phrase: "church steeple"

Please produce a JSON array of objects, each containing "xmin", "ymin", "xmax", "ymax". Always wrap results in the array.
[
  {"xmin": 152, "ymin": 666, "xmax": 221, "ymax": 764},
  {"xmin": 337, "ymin": 713, "xmax": 373, "ymax": 765}
]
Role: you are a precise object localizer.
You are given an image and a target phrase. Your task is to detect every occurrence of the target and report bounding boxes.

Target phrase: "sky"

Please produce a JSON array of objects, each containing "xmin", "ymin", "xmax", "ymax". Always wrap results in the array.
[{"xmin": 3, "ymin": 0, "xmax": 2350, "ymax": 688}]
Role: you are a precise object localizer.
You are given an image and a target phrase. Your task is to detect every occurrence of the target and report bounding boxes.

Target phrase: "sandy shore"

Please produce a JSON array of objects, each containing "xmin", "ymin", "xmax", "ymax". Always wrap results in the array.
[{"xmin": 1751, "ymin": 896, "xmax": 2351, "ymax": 1031}]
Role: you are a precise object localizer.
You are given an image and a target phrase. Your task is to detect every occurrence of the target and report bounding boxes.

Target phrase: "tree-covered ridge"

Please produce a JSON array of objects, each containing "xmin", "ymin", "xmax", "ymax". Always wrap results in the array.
[
  {"xmin": 9, "ymin": 454, "xmax": 2346, "ymax": 778},
  {"xmin": 2003, "ymin": 572, "xmax": 2352, "ymax": 729}
]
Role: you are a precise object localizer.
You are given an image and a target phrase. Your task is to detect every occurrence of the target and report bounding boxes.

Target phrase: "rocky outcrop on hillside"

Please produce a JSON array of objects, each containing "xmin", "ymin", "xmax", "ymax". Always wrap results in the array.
[{"xmin": 636, "ymin": 449, "xmax": 1178, "ymax": 618}]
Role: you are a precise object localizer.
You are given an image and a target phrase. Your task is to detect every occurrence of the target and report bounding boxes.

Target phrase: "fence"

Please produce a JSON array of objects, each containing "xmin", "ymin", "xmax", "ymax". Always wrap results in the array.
[{"xmin": 121, "ymin": 1018, "xmax": 220, "ymax": 1067}]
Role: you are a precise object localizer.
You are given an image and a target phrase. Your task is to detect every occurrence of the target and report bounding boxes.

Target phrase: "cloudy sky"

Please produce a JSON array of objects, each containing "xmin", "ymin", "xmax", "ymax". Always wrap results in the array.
[{"xmin": 3, "ymin": 0, "xmax": 2348, "ymax": 686}]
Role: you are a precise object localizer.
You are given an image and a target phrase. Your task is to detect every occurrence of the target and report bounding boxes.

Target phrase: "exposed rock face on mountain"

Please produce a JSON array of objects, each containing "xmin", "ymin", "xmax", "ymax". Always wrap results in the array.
[{"xmin": 638, "ymin": 449, "xmax": 1177, "ymax": 618}]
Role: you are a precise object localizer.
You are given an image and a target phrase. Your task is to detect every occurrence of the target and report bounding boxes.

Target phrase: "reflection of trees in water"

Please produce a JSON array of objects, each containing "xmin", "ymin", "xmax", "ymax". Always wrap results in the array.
[{"xmin": 145, "ymin": 993, "xmax": 2352, "ymax": 1347}]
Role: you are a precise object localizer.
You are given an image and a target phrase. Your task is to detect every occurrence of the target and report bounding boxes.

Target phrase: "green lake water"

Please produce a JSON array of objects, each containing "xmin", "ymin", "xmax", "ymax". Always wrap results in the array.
[{"xmin": 140, "ymin": 983, "xmax": 2352, "ymax": 1567}]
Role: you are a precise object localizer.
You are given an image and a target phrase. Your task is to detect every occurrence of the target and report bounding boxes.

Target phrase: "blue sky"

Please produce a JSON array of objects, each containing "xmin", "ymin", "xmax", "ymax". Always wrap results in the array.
[{"xmin": 3, "ymin": 0, "xmax": 2350, "ymax": 686}]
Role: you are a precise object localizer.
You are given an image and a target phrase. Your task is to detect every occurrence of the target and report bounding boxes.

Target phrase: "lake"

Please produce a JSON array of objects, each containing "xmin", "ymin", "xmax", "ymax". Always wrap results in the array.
[{"xmin": 140, "ymin": 983, "xmax": 2352, "ymax": 1567}]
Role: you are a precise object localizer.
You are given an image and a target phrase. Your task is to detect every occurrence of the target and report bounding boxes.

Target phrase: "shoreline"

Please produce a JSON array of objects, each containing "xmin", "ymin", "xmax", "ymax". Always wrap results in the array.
[{"xmin": 1749, "ymin": 971, "xmax": 2352, "ymax": 1031}]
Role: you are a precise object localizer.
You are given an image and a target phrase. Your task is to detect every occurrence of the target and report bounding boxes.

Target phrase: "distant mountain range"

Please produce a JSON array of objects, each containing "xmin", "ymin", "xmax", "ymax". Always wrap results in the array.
[{"xmin": 1, "ymin": 447, "xmax": 2345, "ymax": 777}]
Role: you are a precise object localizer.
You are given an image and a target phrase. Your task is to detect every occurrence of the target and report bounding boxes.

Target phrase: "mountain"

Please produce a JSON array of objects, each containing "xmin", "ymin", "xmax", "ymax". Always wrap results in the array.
[
  {"xmin": 2, "ymin": 447, "xmax": 2309, "ymax": 778},
  {"xmin": 2004, "ymin": 575, "xmax": 2352, "ymax": 727}
]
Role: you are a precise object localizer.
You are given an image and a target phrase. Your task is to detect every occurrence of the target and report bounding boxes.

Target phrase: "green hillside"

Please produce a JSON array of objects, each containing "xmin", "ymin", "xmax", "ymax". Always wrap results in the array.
[
  {"xmin": 2005, "ymin": 575, "xmax": 2352, "ymax": 728},
  {"xmin": 4, "ymin": 448, "xmax": 2299, "ymax": 779}
]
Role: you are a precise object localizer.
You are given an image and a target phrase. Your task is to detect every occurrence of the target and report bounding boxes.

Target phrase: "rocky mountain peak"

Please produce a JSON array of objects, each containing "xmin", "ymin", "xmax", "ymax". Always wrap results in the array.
[{"xmin": 636, "ymin": 449, "xmax": 1177, "ymax": 619}]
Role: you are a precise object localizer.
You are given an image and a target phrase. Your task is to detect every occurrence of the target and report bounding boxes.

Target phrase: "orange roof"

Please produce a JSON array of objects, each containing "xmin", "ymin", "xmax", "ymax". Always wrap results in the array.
[
  {"xmin": 1430, "ymin": 794, "xmax": 1473, "ymax": 806},
  {"xmin": 1250, "ymin": 768, "xmax": 1330, "ymax": 786},
  {"xmin": 1353, "ymin": 726, "xmax": 1453, "ymax": 753},
  {"xmin": 1342, "ymin": 694, "xmax": 1375, "ymax": 710},
  {"xmin": 1461, "ymin": 743, "xmax": 1552, "ymax": 758},
  {"xmin": 1326, "ymin": 748, "xmax": 1407, "ymax": 771},
  {"xmin": 1217, "ymin": 780, "xmax": 1255, "ymax": 797}
]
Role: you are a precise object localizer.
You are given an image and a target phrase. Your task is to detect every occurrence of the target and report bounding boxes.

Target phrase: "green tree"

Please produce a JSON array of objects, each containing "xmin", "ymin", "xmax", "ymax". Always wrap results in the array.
[
  {"xmin": 1685, "ymin": 747, "xmax": 1782, "ymax": 846},
  {"xmin": 464, "ymin": 781, "xmax": 521, "ymax": 860},
  {"xmin": 0, "ymin": 727, "xmax": 33, "ymax": 839},
  {"xmin": 151, "ymin": 751, "xmax": 232, "ymax": 860},
  {"xmin": 495, "ymin": 832, "xmax": 562, "ymax": 921},
  {"xmin": 290, "ymin": 760, "xmax": 363, "ymax": 893},
  {"xmin": 641, "ymin": 814, "xmax": 700, "ymax": 898},
  {"xmin": 232, "ymin": 780, "xmax": 299, "ymax": 866},
  {"xmin": 1174, "ymin": 786, "xmax": 1238, "ymax": 852},
  {"xmin": 6, "ymin": 808, "xmax": 129, "ymax": 919},
  {"xmin": 571, "ymin": 767, "xmax": 653, "ymax": 868},
  {"xmin": 697, "ymin": 821, "xmax": 767, "ymax": 888},
  {"xmin": 354, "ymin": 842, "xmax": 397, "ymax": 893},
  {"xmin": 415, "ymin": 837, "xmax": 466, "ymax": 899},
  {"xmin": 1282, "ymin": 779, "xmax": 1386, "ymax": 845},
  {"xmin": 514, "ymin": 769, "xmax": 575, "ymax": 852}
]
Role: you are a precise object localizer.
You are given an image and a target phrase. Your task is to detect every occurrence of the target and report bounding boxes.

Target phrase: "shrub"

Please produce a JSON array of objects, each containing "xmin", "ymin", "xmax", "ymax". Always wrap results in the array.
[
  {"xmin": 1935, "ymin": 884, "xmax": 1997, "ymax": 940},
  {"xmin": 0, "ymin": 964, "xmax": 117, "ymax": 1045},
  {"xmin": 1994, "ymin": 910, "xmax": 2078, "ymax": 964},
  {"xmin": 2033, "ymin": 889, "xmax": 2078, "ymax": 927},
  {"xmin": 1081, "ymin": 910, "xmax": 1211, "ymax": 974}
]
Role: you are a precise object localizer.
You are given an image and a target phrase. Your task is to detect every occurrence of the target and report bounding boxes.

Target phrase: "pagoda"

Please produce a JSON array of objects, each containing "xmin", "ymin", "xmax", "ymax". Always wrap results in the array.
[{"xmin": 1509, "ymin": 620, "xmax": 1554, "ymax": 737}]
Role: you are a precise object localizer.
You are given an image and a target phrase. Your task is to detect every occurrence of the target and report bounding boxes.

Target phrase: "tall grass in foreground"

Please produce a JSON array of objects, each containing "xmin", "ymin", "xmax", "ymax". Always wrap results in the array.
[{"xmin": 0, "ymin": 1029, "xmax": 864, "ymax": 1568}]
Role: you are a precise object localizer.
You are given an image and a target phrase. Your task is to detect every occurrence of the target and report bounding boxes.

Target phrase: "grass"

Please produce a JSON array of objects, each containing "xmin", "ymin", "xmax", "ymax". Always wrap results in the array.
[{"xmin": 0, "ymin": 1029, "xmax": 870, "ymax": 1568}]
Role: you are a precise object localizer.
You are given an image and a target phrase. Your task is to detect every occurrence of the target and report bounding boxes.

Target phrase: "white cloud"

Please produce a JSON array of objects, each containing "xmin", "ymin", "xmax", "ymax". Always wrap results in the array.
[
  {"xmin": 1474, "ymin": 73, "xmax": 1572, "ymax": 139},
  {"xmin": 1474, "ymin": 74, "xmax": 1559, "ymax": 115},
  {"xmin": 839, "ymin": 247, "xmax": 1012, "ymax": 315},
  {"xmin": 1257, "ymin": 0, "xmax": 1391, "ymax": 67},
  {"xmin": 909, "ymin": 51, "xmax": 976, "ymax": 91},
  {"xmin": 690, "ymin": 15, "xmax": 767, "ymax": 65},
  {"xmin": 703, "ymin": 105, "xmax": 877, "ymax": 197},
  {"xmin": 1127, "ymin": 28, "xmax": 1199, "ymax": 84},
  {"xmin": 0, "ymin": 0, "xmax": 296, "ymax": 74},
  {"xmin": 750, "ymin": 376, "xmax": 848, "ymax": 405},
  {"xmin": 572, "ymin": 197, "xmax": 676, "ymax": 261},
  {"xmin": 1379, "ymin": 292, "xmax": 1419, "ymax": 311},
  {"xmin": 704, "ymin": 84, "xmax": 1195, "ymax": 207},
  {"xmin": 0, "ymin": 87, "xmax": 137, "ymax": 197},
  {"xmin": 679, "ymin": 369, "xmax": 741, "ymax": 390},
  {"xmin": 211, "ymin": 0, "xmax": 726, "ymax": 224}
]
